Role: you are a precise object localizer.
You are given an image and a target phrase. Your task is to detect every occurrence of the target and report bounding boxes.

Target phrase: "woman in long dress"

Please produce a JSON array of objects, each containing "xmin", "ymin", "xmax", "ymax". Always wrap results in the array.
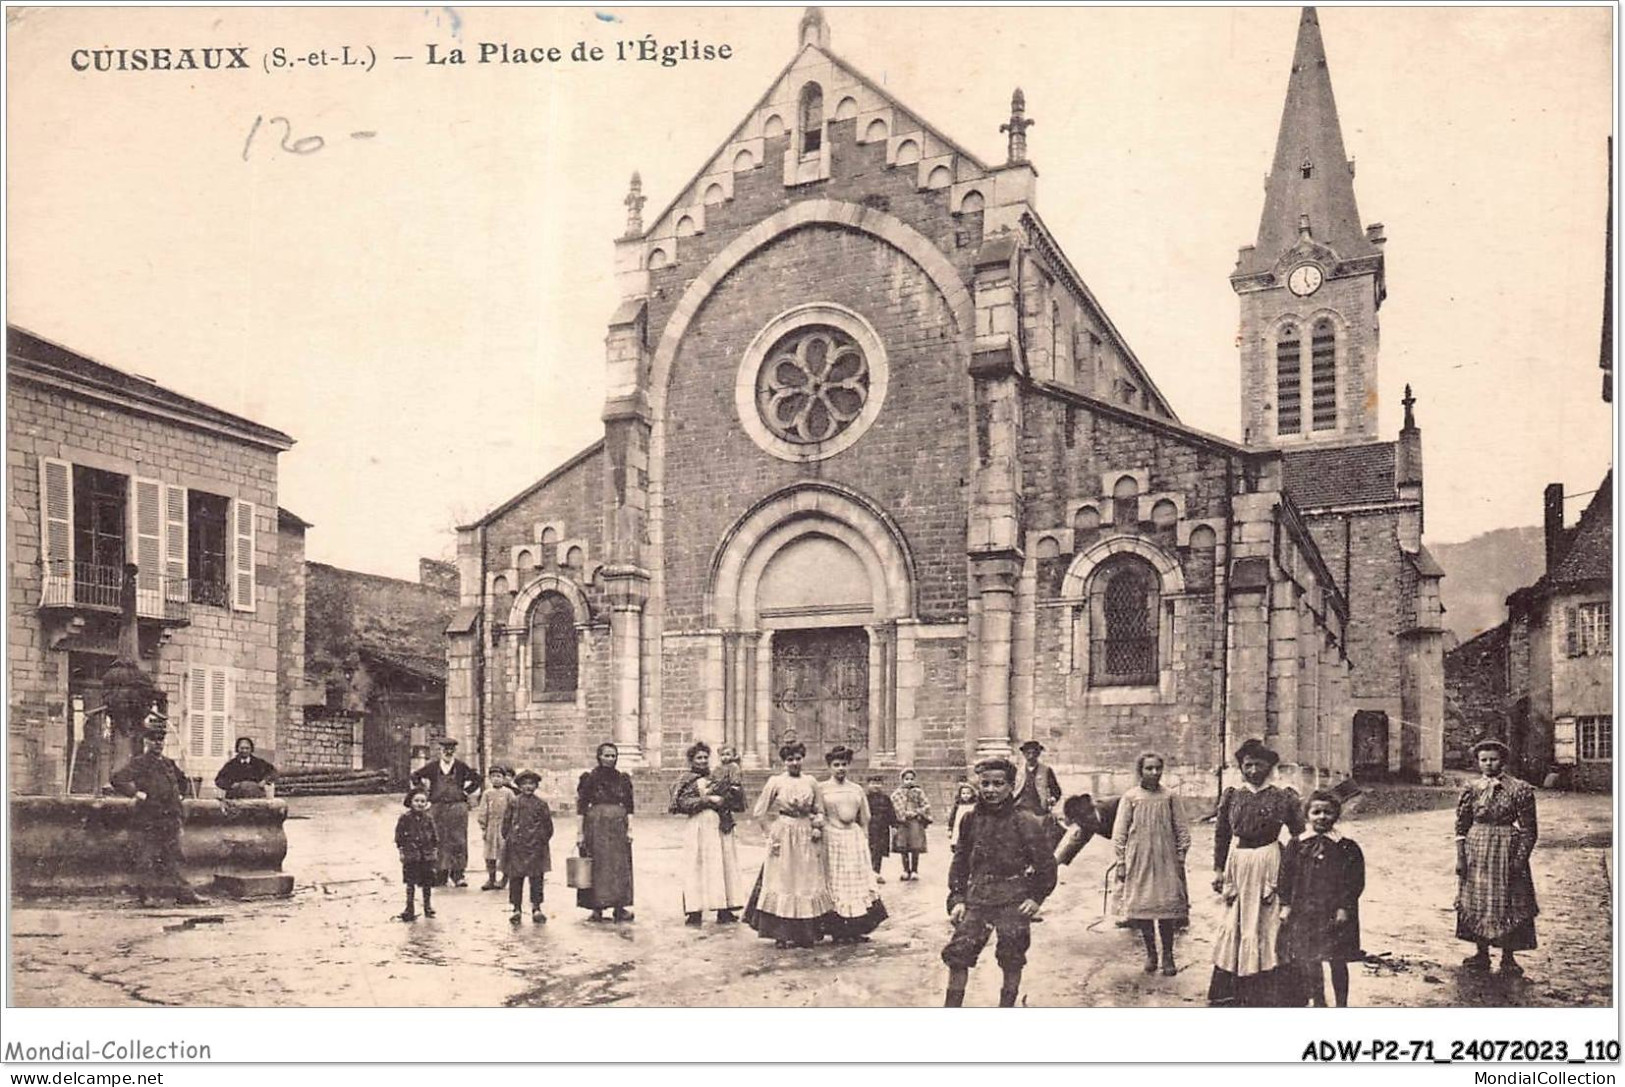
[
  {"xmin": 1208, "ymin": 737, "xmax": 1303, "ymax": 1006},
  {"xmin": 744, "ymin": 741, "xmax": 834, "ymax": 949},
  {"xmin": 576, "ymin": 742, "xmax": 635, "ymax": 923},
  {"xmin": 670, "ymin": 741, "xmax": 745, "ymax": 925},
  {"xmin": 1113, "ymin": 752, "xmax": 1190, "ymax": 976},
  {"xmin": 1455, "ymin": 738, "xmax": 1539, "ymax": 976},
  {"xmin": 818, "ymin": 745, "xmax": 887, "ymax": 943}
]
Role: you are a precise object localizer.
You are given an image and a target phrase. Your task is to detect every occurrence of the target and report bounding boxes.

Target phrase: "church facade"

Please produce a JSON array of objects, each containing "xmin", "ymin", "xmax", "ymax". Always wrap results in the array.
[{"xmin": 446, "ymin": 9, "xmax": 1444, "ymax": 802}]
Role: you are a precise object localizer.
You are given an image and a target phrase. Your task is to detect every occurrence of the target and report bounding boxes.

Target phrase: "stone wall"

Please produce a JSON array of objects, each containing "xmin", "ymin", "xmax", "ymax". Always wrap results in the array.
[
  {"xmin": 8, "ymin": 378, "xmax": 283, "ymax": 794},
  {"xmin": 1445, "ymin": 623, "xmax": 1509, "ymax": 770}
]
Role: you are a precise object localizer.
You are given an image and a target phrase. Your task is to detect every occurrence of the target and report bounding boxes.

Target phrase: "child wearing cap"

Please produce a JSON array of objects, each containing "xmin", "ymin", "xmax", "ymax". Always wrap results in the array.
[
  {"xmin": 477, "ymin": 765, "xmax": 515, "ymax": 891},
  {"xmin": 501, "ymin": 770, "xmax": 555, "ymax": 923},
  {"xmin": 395, "ymin": 788, "xmax": 439, "ymax": 921}
]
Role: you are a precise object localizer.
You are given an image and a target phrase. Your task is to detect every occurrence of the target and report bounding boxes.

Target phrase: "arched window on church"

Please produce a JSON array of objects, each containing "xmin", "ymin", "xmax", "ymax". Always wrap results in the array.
[
  {"xmin": 1310, "ymin": 318, "xmax": 1337, "ymax": 431},
  {"xmin": 1089, "ymin": 556, "xmax": 1160, "ymax": 687},
  {"xmin": 529, "ymin": 591, "xmax": 578, "ymax": 698},
  {"xmin": 1112, "ymin": 475, "xmax": 1140, "ymax": 529},
  {"xmin": 799, "ymin": 83, "xmax": 824, "ymax": 157},
  {"xmin": 1276, "ymin": 323, "xmax": 1302, "ymax": 435}
]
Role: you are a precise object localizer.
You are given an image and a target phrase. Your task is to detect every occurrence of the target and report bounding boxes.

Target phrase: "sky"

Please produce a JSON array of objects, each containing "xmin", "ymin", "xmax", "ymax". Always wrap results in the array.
[{"xmin": 6, "ymin": 6, "xmax": 1615, "ymax": 581}]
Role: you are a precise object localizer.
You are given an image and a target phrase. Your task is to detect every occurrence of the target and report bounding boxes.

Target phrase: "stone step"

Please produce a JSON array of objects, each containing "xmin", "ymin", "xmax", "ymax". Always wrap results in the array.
[{"xmin": 211, "ymin": 872, "xmax": 295, "ymax": 899}]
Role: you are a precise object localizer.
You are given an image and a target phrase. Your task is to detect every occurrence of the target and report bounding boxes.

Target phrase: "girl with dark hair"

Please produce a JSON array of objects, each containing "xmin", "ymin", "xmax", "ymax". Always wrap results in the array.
[
  {"xmin": 1208, "ymin": 737, "xmax": 1304, "ymax": 1006},
  {"xmin": 817, "ymin": 746, "xmax": 887, "ymax": 943},
  {"xmin": 576, "ymin": 742, "xmax": 635, "ymax": 923},
  {"xmin": 1113, "ymin": 752, "xmax": 1190, "ymax": 976},
  {"xmin": 1455, "ymin": 738, "xmax": 1539, "ymax": 976},
  {"xmin": 744, "ymin": 741, "xmax": 834, "ymax": 948},
  {"xmin": 671, "ymin": 740, "xmax": 746, "ymax": 926}
]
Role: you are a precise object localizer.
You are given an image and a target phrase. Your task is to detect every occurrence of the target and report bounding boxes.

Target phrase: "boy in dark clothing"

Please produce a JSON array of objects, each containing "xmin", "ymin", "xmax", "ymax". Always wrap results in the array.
[
  {"xmin": 501, "ymin": 769, "xmax": 555, "ymax": 924},
  {"xmin": 942, "ymin": 757, "xmax": 1059, "ymax": 1008},
  {"xmin": 395, "ymin": 788, "xmax": 439, "ymax": 921},
  {"xmin": 864, "ymin": 775, "xmax": 896, "ymax": 882}
]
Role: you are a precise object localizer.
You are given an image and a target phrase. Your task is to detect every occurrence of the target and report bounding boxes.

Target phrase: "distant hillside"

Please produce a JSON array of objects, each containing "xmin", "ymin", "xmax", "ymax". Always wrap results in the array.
[{"xmin": 1432, "ymin": 526, "xmax": 1545, "ymax": 642}]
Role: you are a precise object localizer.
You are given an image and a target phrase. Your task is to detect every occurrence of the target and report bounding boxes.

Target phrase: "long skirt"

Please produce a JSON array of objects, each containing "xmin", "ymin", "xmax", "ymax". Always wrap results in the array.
[
  {"xmin": 430, "ymin": 801, "xmax": 469, "ymax": 876},
  {"xmin": 680, "ymin": 809, "xmax": 744, "ymax": 913},
  {"xmin": 1456, "ymin": 824, "xmax": 1539, "ymax": 950},
  {"xmin": 1209, "ymin": 843, "xmax": 1289, "ymax": 1006},
  {"xmin": 576, "ymin": 803, "xmax": 634, "ymax": 910},
  {"xmin": 744, "ymin": 816, "xmax": 834, "ymax": 945},
  {"xmin": 821, "ymin": 822, "xmax": 887, "ymax": 938}
]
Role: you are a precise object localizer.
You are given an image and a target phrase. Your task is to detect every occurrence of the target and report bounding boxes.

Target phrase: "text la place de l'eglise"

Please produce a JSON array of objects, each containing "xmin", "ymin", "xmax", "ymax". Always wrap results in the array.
[{"xmin": 70, "ymin": 46, "xmax": 249, "ymax": 72}]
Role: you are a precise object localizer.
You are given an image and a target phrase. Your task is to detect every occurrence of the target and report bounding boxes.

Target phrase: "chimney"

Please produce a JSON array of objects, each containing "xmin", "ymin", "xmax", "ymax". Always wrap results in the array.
[{"xmin": 1543, "ymin": 483, "xmax": 1566, "ymax": 573}]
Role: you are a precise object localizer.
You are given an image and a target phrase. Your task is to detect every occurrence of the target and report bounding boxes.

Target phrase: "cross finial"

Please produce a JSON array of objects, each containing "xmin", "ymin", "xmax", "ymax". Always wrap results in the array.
[
  {"xmin": 1000, "ymin": 87, "xmax": 1033, "ymax": 165},
  {"xmin": 1402, "ymin": 383, "xmax": 1417, "ymax": 429},
  {"xmin": 623, "ymin": 171, "xmax": 646, "ymax": 238},
  {"xmin": 799, "ymin": 7, "xmax": 830, "ymax": 50}
]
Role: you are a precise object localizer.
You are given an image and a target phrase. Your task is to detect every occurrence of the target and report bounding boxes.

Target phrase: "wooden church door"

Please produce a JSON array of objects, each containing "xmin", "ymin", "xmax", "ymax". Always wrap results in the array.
[{"xmin": 769, "ymin": 627, "xmax": 869, "ymax": 764}]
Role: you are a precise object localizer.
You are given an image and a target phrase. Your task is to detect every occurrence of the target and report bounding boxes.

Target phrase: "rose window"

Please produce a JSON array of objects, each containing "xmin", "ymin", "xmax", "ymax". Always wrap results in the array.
[{"xmin": 755, "ymin": 325, "xmax": 871, "ymax": 445}]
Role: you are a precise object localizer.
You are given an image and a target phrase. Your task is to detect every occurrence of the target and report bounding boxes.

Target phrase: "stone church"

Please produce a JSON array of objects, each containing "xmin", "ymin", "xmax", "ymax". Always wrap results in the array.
[{"xmin": 446, "ymin": 8, "xmax": 1444, "ymax": 802}]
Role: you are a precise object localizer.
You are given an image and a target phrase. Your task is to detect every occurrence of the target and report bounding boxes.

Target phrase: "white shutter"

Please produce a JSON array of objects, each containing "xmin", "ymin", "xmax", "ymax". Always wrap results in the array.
[
  {"xmin": 132, "ymin": 477, "xmax": 163, "ymax": 617},
  {"xmin": 38, "ymin": 457, "xmax": 73, "ymax": 604},
  {"xmin": 163, "ymin": 485, "xmax": 188, "ymax": 606},
  {"xmin": 231, "ymin": 499, "xmax": 257, "ymax": 611},
  {"xmin": 207, "ymin": 668, "xmax": 230, "ymax": 760},
  {"xmin": 186, "ymin": 665, "xmax": 209, "ymax": 759},
  {"xmin": 1554, "ymin": 717, "xmax": 1578, "ymax": 766}
]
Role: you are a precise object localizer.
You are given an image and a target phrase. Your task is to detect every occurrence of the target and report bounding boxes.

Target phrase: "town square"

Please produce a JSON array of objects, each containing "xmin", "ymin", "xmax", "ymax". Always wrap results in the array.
[{"xmin": 4, "ymin": 5, "xmax": 1613, "ymax": 1025}]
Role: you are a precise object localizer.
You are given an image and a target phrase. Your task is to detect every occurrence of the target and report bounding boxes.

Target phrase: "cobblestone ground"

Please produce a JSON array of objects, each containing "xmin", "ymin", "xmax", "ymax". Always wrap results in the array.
[{"xmin": 8, "ymin": 789, "xmax": 1611, "ymax": 1008}]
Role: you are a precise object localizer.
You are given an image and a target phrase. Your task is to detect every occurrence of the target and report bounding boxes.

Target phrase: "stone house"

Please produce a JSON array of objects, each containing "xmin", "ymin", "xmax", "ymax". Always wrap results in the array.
[
  {"xmin": 7, "ymin": 325, "xmax": 296, "ymax": 795},
  {"xmin": 299, "ymin": 559, "xmax": 457, "ymax": 785},
  {"xmin": 1446, "ymin": 478, "xmax": 1612, "ymax": 791},
  {"xmin": 447, "ymin": 9, "xmax": 1445, "ymax": 803}
]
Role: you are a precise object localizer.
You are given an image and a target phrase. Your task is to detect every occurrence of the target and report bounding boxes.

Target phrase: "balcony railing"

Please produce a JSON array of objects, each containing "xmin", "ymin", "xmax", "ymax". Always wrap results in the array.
[{"xmin": 40, "ymin": 561, "xmax": 190, "ymax": 623}]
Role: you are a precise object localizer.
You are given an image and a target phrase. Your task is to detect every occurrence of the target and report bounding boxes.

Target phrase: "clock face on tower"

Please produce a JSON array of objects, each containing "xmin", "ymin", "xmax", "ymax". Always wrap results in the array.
[{"xmin": 1287, "ymin": 263, "xmax": 1324, "ymax": 297}]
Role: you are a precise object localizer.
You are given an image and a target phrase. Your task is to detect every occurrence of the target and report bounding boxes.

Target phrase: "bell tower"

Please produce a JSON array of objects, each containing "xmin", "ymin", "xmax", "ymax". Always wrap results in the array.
[{"xmin": 1233, "ymin": 8, "xmax": 1386, "ymax": 448}]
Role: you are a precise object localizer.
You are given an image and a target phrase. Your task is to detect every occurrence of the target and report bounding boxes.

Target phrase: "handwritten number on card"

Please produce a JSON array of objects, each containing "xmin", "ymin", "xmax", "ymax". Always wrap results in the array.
[{"xmin": 243, "ymin": 115, "xmax": 326, "ymax": 161}]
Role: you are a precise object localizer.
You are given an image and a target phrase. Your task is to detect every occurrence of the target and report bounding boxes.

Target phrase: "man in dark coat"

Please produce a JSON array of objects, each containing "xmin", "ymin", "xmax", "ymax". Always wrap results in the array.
[
  {"xmin": 410, "ymin": 737, "xmax": 483, "ymax": 886},
  {"xmin": 110, "ymin": 724, "xmax": 204, "ymax": 906},
  {"xmin": 942, "ymin": 757, "xmax": 1058, "ymax": 1008},
  {"xmin": 1012, "ymin": 740, "xmax": 1065, "ymax": 850},
  {"xmin": 214, "ymin": 737, "xmax": 277, "ymax": 798}
]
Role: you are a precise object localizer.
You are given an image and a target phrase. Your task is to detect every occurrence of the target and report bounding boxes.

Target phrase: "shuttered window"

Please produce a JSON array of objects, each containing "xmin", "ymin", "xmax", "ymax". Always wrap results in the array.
[
  {"xmin": 132, "ymin": 477, "xmax": 163, "ymax": 617},
  {"xmin": 1276, "ymin": 324, "xmax": 1301, "ymax": 435},
  {"xmin": 231, "ymin": 500, "xmax": 257, "ymax": 611},
  {"xmin": 1310, "ymin": 319, "xmax": 1337, "ymax": 430},
  {"xmin": 39, "ymin": 458, "xmax": 74, "ymax": 604},
  {"xmin": 185, "ymin": 664, "xmax": 234, "ymax": 763}
]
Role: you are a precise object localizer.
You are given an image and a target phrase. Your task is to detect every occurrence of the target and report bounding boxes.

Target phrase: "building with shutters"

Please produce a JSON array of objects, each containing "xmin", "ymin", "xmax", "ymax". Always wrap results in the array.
[
  {"xmin": 445, "ymin": 8, "xmax": 1447, "ymax": 803},
  {"xmin": 7, "ymin": 325, "xmax": 297, "ymax": 796}
]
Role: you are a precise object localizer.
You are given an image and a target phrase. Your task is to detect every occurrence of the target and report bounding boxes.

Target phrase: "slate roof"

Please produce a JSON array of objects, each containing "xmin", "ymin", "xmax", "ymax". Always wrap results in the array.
[
  {"xmin": 8, "ymin": 325, "xmax": 294, "ymax": 450},
  {"xmin": 1236, "ymin": 8, "xmax": 1380, "ymax": 278},
  {"xmin": 1281, "ymin": 442, "xmax": 1399, "ymax": 508},
  {"xmin": 1551, "ymin": 471, "xmax": 1612, "ymax": 586}
]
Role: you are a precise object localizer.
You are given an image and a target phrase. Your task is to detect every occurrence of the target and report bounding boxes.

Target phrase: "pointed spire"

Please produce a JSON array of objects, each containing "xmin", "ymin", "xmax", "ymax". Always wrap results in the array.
[
  {"xmin": 622, "ymin": 172, "xmax": 645, "ymax": 238},
  {"xmin": 799, "ymin": 7, "xmax": 830, "ymax": 51},
  {"xmin": 1240, "ymin": 8, "xmax": 1377, "ymax": 275},
  {"xmin": 1001, "ymin": 88, "xmax": 1034, "ymax": 166}
]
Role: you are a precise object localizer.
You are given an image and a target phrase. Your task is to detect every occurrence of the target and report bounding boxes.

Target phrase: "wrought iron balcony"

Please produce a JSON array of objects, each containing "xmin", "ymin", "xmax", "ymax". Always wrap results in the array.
[{"xmin": 39, "ymin": 561, "xmax": 190, "ymax": 624}]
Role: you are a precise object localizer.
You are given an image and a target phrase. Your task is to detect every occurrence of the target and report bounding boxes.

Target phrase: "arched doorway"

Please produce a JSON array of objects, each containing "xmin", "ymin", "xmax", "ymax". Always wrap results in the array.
[{"xmin": 707, "ymin": 483, "xmax": 915, "ymax": 767}]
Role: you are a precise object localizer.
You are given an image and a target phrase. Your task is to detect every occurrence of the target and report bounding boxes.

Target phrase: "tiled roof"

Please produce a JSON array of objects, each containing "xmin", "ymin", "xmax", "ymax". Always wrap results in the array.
[
  {"xmin": 1551, "ymin": 471, "xmax": 1612, "ymax": 585},
  {"xmin": 7, "ymin": 325, "xmax": 293, "ymax": 450},
  {"xmin": 1281, "ymin": 442, "xmax": 1398, "ymax": 508}
]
